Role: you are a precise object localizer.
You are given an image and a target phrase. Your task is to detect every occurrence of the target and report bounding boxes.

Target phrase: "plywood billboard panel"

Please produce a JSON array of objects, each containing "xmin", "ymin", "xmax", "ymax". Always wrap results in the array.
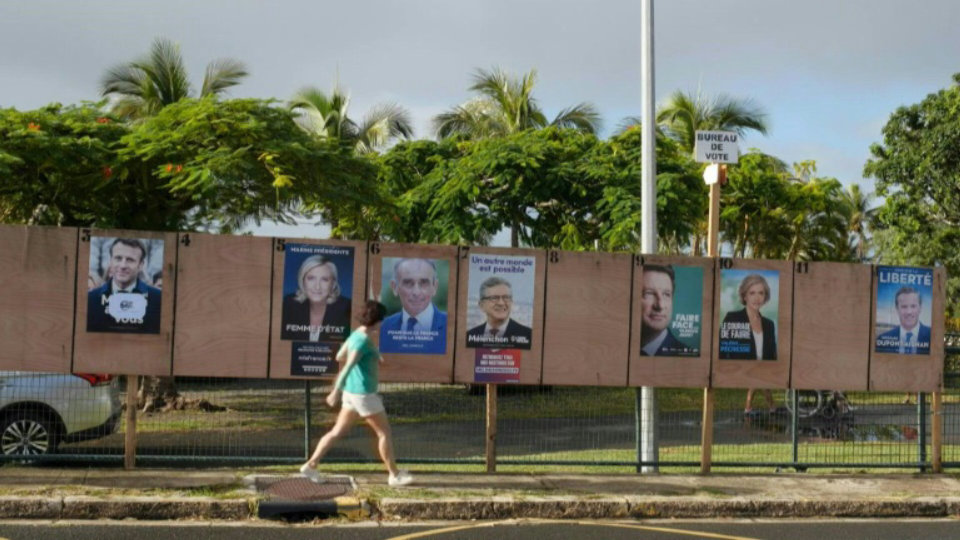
[
  {"xmin": 869, "ymin": 265, "xmax": 945, "ymax": 392},
  {"xmin": 541, "ymin": 250, "xmax": 632, "ymax": 386},
  {"xmin": 629, "ymin": 255, "xmax": 715, "ymax": 388},
  {"xmin": 0, "ymin": 225, "xmax": 77, "ymax": 373},
  {"xmin": 367, "ymin": 242, "xmax": 457, "ymax": 383},
  {"xmin": 269, "ymin": 239, "xmax": 367, "ymax": 380},
  {"xmin": 454, "ymin": 247, "xmax": 544, "ymax": 385},
  {"xmin": 73, "ymin": 229, "xmax": 175, "ymax": 375},
  {"xmin": 791, "ymin": 262, "xmax": 871, "ymax": 391},
  {"xmin": 712, "ymin": 258, "xmax": 793, "ymax": 389},
  {"xmin": 173, "ymin": 233, "xmax": 272, "ymax": 378}
]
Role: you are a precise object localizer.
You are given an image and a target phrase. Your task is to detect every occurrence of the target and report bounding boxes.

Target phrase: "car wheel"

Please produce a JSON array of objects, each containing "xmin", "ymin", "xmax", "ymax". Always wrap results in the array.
[{"xmin": 0, "ymin": 412, "xmax": 60, "ymax": 455}]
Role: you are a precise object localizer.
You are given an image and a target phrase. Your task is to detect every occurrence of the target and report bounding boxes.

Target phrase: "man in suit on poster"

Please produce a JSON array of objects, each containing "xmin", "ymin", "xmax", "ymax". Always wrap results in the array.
[
  {"xmin": 639, "ymin": 264, "xmax": 693, "ymax": 356},
  {"xmin": 876, "ymin": 286, "xmax": 931, "ymax": 354},
  {"xmin": 87, "ymin": 238, "xmax": 162, "ymax": 334},
  {"xmin": 379, "ymin": 258, "xmax": 447, "ymax": 354},
  {"xmin": 466, "ymin": 276, "xmax": 532, "ymax": 349}
]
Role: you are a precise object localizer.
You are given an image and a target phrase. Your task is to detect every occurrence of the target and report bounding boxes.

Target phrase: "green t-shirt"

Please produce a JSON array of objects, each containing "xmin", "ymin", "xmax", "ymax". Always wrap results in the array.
[{"xmin": 339, "ymin": 329, "xmax": 379, "ymax": 394}]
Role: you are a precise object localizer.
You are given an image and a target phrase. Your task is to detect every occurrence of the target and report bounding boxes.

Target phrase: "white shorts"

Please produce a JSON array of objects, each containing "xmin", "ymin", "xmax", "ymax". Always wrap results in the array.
[{"xmin": 341, "ymin": 391, "xmax": 385, "ymax": 417}]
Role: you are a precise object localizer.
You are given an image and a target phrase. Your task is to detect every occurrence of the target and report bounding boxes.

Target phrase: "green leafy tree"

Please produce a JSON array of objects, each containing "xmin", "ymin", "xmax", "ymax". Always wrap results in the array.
[
  {"xmin": 654, "ymin": 89, "xmax": 769, "ymax": 153},
  {"xmin": 864, "ymin": 73, "xmax": 960, "ymax": 315},
  {"xmin": 434, "ymin": 68, "xmax": 601, "ymax": 139},
  {"xmin": 289, "ymin": 85, "xmax": 413, "ymax": 154},
  {"xmin": 101, "ymin": 37, "xmax": 247, "ymax": 120}
]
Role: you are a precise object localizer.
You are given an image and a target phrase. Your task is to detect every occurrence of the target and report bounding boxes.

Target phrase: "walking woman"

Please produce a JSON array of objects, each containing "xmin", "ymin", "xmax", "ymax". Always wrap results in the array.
[{"xmin": 299, "ymin": 300, "xmax": 413, "ymax": 486}]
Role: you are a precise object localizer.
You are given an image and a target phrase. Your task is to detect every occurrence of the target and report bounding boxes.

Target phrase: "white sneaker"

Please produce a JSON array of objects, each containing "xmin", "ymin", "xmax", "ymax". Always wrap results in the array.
[
  {"xmin": 388, "ymin": 470, "xmax": 413, "ymax": 487},
  {"xmin": 299, "ymin": 463, "xmax": 325, "ymax": 483}
]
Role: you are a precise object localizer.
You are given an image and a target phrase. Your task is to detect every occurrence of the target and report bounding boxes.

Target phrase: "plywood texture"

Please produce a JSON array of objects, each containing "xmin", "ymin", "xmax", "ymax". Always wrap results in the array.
[
  {"xmin": 73, "ymin": 229, "xmax": 176, "ymax": 375},
  {"xmin": 791, "ymin": 262, "xmax": 871, "ymax": 391},
  {"xmin": 173, "ymin": 233, "xmax": 272, "ymax": 378},
  {"xmin": 869, "ymin": 266, "xmax": 945, "ymax": 392},
  {"xmin": 712, "ymin": 258, "xmax": 793, "ymax": 389},
  {"xmin": 454, "ymin": 247, "xmax": 545, "ymax": 384},
  {"xmin": 0, "ymin": 225, "xmax": 76, "ymax": 373},
  {"xmin": 629, "ymin": 255, "xmax": 715, "ymax": 388},
  {"xmin": 269, "ymin": 239, "xmax": 367, "ymax": 379},
  {"xmin": 367, "ymin": 242, "xmax": 457, "ymax": 383},
  {"xmin": 541, "ymin": 250, "xmax": 631, "ymax": 386}
]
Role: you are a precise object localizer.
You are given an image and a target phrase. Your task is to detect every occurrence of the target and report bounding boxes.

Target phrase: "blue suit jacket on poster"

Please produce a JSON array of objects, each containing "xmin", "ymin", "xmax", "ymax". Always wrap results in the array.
[
  {"xmin": 876, "ymin": 323, "xmax": 931, "ymax": 353},
  {"xmin": 641, "ymin": 329, "xmax": 696, "ymax": 357},
  {"xmin": 86, "ymin": 278, "xmax": 162, "ymax": 334},
  {"xmin": 379, "ymin": 306, "xmax": 448, "ymax": 354}
]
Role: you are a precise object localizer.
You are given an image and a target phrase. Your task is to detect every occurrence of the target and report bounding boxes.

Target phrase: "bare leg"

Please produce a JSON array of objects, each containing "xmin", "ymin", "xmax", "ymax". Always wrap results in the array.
[
  {"xmin": 762, "ymin": 389, "xmax": 775, "ymax": 410},
  {"xmin": 363, "ymin": 411, "xmax": 399, "ymax": 477},
  {"xmin": 745, "ymin": 389, "xmax": 755, "ymax": 412},
  {"xmin": 305, "ymin": 406, "xmax": 359, "ymax": 469}
]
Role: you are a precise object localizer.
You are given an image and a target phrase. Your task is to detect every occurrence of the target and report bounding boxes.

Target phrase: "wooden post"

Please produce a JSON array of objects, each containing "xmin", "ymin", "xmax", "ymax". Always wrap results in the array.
[
  {"xmin": 932, "ymin": 391, "xmax": 943, "ymax": 473},
  {"xmin": 485, "ymin": 383, "xmax": 497, "ymax": 472},
  {"xmin": 700, "ymin": 165, "xmax": 724, "ymax": 474},
  {"xmin": 123, "ymin": 375, "xmax": 138, "ymax": 470}
]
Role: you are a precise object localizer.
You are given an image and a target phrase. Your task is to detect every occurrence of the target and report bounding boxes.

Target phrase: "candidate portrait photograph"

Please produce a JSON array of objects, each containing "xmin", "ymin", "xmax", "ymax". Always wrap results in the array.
[
  {"xmin": 464, "ymin": 253, "xmax": 535, "ymax": 350},
  {"xmin": 280, "ymin": 244, "xmax": 354, "ymax": 342},
  {"xmin": 86, "ymin": 236, "xmax": 163, "ymax": 334},
  {"xmin": 639, "ymin": 264, "xmax": 700, "ymax": 357},
  {"xmin": 379, "ymin": 257, "xmax": 450, "ymax": 354},
  {"xmin": 718, "ymin": 269, "xmax": 779, "ymax": 361},
  {"xmin": 875, "ymin": 266, "xmax": 933, "ymax": 355}
]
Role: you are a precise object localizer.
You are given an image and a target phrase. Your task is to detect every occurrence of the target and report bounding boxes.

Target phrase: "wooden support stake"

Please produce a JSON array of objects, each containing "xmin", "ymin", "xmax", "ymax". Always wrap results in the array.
[
  {"xmin": 700, "ymin": 387, "xmax": 714, "ymax": 473},
  {"xmin": 485, "ymin": 383, "xmax": 497, "ymax": 473},
  {"xmin": 123, "ymin": 375, "xmax": 138, "ymax": 470},
  {"xmin": 932, "ymin": 391, "xmax": 943, "ymax": 473},
  {"xmin": 700, "ymin": 166, "xmax": 723, "ymax": 474}
]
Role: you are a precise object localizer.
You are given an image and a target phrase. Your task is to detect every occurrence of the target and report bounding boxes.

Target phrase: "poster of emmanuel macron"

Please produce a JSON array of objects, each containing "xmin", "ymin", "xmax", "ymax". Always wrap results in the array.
[{"xmin": 86, "ymin": 237, "xmax": 163, "ymax": 334}]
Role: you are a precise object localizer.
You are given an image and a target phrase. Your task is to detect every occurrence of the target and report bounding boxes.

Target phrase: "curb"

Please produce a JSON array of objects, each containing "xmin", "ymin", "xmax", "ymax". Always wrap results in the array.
[
  {"xmin": 0, "ymin": 496, "xmax": 252, "ymax": 520},
  {"xmin": 378, "ymin": 497, "xmax": 960, "ymax": 520}
]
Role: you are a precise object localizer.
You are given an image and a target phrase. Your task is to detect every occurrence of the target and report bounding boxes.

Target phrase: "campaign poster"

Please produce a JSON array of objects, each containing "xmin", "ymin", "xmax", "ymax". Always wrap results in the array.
[
  {"xmin": 474, "ymin": 348, "xmax": 521, "ymax": 383},
  {"xmin": 86, "ymin": 236, "xmax": 164, "ymax": 334},
  {"xmin": 280, "ymin": 243, "xmax": 354, "ymax": 342},
  {"xmin": 875, "ymin": 266, "xmax": 933, "ymax": 355},
  {"xmin": 639, "ymin": 265, "xmax": 702, "ymax": 357},
  {"xmin": 290, "ymin": 341, "xmax": 340, "ymax": 377},
  {"xmin": 465, "ymin": 253, "xmax": 535, "ymax": 350},
  {"xmin": 378, "ymin": 257, "xmax": 450, "ymax": 354},
  {"xmin": 718, "ymin": 268, "xmax": 779, "ymax": 360}
]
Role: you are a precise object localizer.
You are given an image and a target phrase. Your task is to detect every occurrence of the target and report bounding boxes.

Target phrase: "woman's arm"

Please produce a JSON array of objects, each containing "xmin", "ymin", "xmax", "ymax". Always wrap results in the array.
[{"xmin": 327, "ymin": 344, "xmax": 358, "ymax": 406}]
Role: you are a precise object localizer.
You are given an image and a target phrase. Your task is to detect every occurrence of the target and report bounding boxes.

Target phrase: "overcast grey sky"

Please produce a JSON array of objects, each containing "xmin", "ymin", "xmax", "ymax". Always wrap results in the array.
[{"xmin": 3, "ymin": 0, "xmax": 959, "ymax": 235}]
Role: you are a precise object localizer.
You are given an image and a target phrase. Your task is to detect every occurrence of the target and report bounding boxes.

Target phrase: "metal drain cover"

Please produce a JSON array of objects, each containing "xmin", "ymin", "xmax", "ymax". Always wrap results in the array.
[{"xmin": 250, "ymin": 474, "xmax": 355, "ymax": 501}]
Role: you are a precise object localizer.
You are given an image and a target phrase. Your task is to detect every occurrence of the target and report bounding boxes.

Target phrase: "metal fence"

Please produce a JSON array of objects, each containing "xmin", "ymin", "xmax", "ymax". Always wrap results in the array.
[{"xmin": 2, "ymin": 347, "xmax": 958, "ymax": 473}]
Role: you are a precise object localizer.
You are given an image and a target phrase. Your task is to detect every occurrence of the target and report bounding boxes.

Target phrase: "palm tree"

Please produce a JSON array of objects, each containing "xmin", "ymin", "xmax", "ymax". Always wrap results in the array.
[
  {"xmin": 654, "ymin": 89, "xmax": 769, "ymax": 153},
  {"xmin": 843, "ymin": 184, "xmax": 876, "ymax": 262},
  {"xmin": 101, "ymin": 37, "xmax": 247, "ymax": 120},
  {"xmin": 288, "ymin": 85, "xmax": 413, "ymax": 154},
  {"xmin": 434, "ymin": 67, "xmax": 601, "ymax": 139}
]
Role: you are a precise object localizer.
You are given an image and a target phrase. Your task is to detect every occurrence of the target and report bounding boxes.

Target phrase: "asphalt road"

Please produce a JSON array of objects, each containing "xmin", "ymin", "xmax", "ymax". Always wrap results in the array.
[{"xmin": 2, "ymin": 519, "xmax": 960, "ymax": 540}]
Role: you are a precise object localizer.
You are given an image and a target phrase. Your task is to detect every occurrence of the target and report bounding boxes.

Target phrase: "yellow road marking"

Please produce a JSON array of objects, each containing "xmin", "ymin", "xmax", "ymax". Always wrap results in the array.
[{"xmin": 388, "ymin": 519, "xmax": 761, "ymax": 540}]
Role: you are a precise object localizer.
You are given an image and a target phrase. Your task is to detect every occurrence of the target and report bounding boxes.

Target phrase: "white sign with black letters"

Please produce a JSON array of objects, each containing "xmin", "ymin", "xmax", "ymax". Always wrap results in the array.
[{"xmin": 694, "ymin": 130, "xmax": 739, "ymax": 164}]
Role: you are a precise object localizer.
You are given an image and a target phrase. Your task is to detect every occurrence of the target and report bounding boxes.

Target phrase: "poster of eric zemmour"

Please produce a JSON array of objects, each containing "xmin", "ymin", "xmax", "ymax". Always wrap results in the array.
[
  {"xmin": 875, "ymin": 266, "xmax": 933, "ymax": 355},
  {"xmin": 379, "ymin": 257, "xmax": 450, "ymax": 354},
  {"xmin": 86, "ymin": 236, "xmax": 164, "ymax": 334},
  {"xmin": 465, "ymin": 253, "xmax": 535, "ymax": 350}
]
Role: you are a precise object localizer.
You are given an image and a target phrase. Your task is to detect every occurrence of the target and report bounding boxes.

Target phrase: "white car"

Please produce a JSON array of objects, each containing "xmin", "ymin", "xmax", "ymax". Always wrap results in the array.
[{"xmin": 0, "ymin": 371, "xmax": 122, "ymax": 455}]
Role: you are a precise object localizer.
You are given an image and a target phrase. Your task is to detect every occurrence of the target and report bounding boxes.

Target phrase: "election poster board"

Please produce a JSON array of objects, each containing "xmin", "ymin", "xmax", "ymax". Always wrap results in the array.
[
  {"xmin": 368, "ymin": 242, "xmax": 457, "ymax": 383},
  {"xmin": 74, "ymin": 228, "xmax": 176, "ymax": 375},
  {"xmin": 541, "ymin": 250, "xmax": 631, "ymax": 386},
  {"xmin": 629, "ymin": 255, "xmax": 714, "ymax": 388},
  {"xmin": 712, "ymin": 258, "xmax": 793, "ymax": 390},
  {"xmin": 0, "ymin": 225, "xmax": 77, "ymax": 373},
  {"xmin": 869, "ymin": 265, "xmax": 945, "ymax": 392},
  {"xmin": 172, "ymin": 233, "xmax": 272, "ymax": 378},
  {"xmin": 454, "ymin": 247, "xmax": 544, "ymax": 384},
  {"xmin": 791, "ymin": 261, "xmax": 871, "ymax": 391},
  {"xmin": 269, "ymin": 239, "xmax": 366, "ymax": 379}
]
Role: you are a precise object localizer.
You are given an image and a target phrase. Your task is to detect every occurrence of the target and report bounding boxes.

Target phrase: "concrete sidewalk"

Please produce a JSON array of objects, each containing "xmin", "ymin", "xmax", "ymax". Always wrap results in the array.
[{"xmin": 0, "ymin": 467, "xmax": 959, "ymax": 520}]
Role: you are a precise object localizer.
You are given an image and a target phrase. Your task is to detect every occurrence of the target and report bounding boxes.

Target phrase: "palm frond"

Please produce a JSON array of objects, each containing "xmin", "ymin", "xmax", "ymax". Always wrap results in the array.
[{"xmin": 201, "ymin": 58, "xmax": 248, "ymax": 96}]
